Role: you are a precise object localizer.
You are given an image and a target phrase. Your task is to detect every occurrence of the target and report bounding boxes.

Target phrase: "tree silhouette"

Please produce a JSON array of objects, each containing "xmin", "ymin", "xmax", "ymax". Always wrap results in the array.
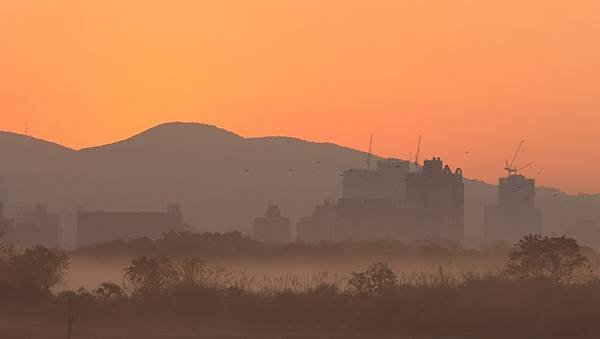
[
  {"xmin": 123, "ymin": 256, "xmax": 177, "ymax": 301},
  {"xmin": 7, "ymin": 245, "xmax": 69, "ymax": 300},
  {"xmin": 507, "ymin": 234, "xmax": 588, "ymax": 284},
  {"xmin": 348, "ymin": 262, "xmax": 398, "ymax": 296},
  {"xmin": 94, "ymin": 282, "xmax": 124, "ymax": 305}
]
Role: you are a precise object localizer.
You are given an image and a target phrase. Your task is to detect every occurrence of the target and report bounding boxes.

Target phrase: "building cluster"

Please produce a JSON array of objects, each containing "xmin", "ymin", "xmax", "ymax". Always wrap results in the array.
[
  {"xmin": 255, "ymin": 157, "xmax": 465, "ymax": 245},
  {"xmin": 1, "ymin": 203, "xmax": 62, "ymax": 248},
  {"xmin": 254, "ymin": 156, "xmax": 589, "ymax": 247},
  {"xmin": 0, "ymin": 201, "xmax": 185, "ymax": 249}
]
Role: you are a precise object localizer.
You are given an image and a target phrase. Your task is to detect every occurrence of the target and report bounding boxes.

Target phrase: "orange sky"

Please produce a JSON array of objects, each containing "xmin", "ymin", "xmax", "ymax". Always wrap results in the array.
[{"xmin": 1, "ymin": 0, "xmax": 599, "ymax": 193}]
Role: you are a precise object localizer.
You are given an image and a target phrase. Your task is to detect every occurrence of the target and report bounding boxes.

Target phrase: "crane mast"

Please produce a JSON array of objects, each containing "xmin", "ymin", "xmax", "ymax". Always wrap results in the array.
[
  {"xmin": 504, "ymin": 140, "xmax": 525, "ymax": 176},
  {"xmin": 414, "ymin": 135, "xmax": 422, "ymax": 166},
  {"xmin": 366, "ymin": 133, "xmax": 374, "ymax": 171}
]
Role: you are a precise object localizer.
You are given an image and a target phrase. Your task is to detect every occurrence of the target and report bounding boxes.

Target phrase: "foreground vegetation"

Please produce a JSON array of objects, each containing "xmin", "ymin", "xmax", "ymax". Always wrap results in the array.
[{"xmin": 2, "ymin": 234, "xmax": 600, "ymax": 338}]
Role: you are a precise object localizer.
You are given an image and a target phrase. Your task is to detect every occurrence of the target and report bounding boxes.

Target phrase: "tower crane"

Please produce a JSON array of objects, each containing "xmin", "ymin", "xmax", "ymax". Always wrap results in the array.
[
  {"xmin": 414, "ymin": 135, "xmax": 422, "ymax": 166},
  {"xmin": 504, "ymin": 140, "xmax": 527, "ymax": 176}
]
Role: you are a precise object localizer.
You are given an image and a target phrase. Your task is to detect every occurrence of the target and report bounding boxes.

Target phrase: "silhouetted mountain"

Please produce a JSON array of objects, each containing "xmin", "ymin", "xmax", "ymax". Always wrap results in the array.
[
  {"xmin": 0, "ymin": 131, "xmax": 76, "ymax": 171},
  {"xmin": 0, "ymin": 122, "xmax": 598, "ymax": 247}
]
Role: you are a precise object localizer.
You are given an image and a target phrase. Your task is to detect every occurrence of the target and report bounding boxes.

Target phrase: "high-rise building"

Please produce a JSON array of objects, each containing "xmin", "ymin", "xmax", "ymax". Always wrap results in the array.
[
  {"xmin": 406, "ymin": 157, "xmax": 465, "ymax": 244},
  {"xmin": 298, "ymin": 157, "xmax": 464, "ymax": 244},
  {"xmin": 253, "ymin": 205, "xmax": 291, "ymax": 243},
  {"xmin": 484, "ymin": 174, "xmax": 543, "ymax": 243},
  {"xmin": 342, "ymin": 158, "xmax": 410, "ymax": 201}
]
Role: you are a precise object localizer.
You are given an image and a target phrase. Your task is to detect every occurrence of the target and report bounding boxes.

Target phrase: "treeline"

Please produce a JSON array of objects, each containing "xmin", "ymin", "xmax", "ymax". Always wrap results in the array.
[
  {"xmin": 2, "ymin": 235, "xmax": 600, "ymax": 338},
  {"xmin": 75, "ymin": 230, "xmax": 515, "ymax": 261}
]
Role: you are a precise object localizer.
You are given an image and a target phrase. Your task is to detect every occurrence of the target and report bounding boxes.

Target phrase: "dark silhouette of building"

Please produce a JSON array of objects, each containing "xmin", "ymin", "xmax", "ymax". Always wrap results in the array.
[
  {"xmin": 566, "ymin": 220, "xmax": 600, "ymax": 249},
  {"xmin": 484, "ymin": 174, "xmax": 543, "ymax": 243},
  {"xmin": 11, "ymin": 203, "xmax": 62, "ymax": 248},
  {"xmin": 253, "ymin": 205, "xmax": 291, "ymax": 243},
  {"xmin": 297, "ymin": 198, "xmax": 424, "ymax": 243},
  {"xmin": 298, "ymin": 157, "xmax": 464, "ymax": 244},
  {"xmin": 297, "ymin": 200, "xmax": 344, "ymax": 243},
  {"xmin": 343, "ymin": 158, "xmax": 410, "ymax": 201},
  {"xmin": 406, "ymin": 157, "xmax": 465, "ymax": 244},
  {"xmin": 77, "ymin": 203, "xmax": 184, "ymax": 246}
]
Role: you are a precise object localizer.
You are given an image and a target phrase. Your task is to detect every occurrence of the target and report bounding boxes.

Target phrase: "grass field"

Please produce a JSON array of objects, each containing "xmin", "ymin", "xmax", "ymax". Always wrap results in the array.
[{"xmin": 0, "ymin": 319, "xmax": 486, "ymax": 339}]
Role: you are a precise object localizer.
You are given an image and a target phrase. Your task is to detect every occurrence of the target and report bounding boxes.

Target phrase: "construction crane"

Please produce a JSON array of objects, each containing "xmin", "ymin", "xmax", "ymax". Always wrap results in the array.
[
  {"xmin": 504, "ymin": 140, "xmax": 526, "ymax": 176},
  {"xmin": 515, "ymin": 163, "xmax": 532, "ymax": 174},
  {"xmin": 414, "ymin": 135, "xmax": 422, "ymax": 166},
  {"xmin": 366, "ymin": 133, "xmax": 374, "ymax": 171}
]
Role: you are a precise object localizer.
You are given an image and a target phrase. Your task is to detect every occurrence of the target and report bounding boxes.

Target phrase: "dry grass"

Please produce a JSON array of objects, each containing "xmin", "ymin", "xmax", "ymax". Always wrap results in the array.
[{"xmin": 0, "ymin": 318, "xmax": 485, "ymax": 339}]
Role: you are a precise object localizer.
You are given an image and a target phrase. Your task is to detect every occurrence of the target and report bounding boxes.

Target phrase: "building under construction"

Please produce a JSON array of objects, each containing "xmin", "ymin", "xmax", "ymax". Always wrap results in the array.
[{"xmin": 484, "ymin": 141, "xmax": 543, "ymax": 243}]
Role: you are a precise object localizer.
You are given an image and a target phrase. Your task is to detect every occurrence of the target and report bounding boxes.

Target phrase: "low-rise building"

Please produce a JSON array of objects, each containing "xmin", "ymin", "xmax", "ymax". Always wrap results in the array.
[
  {"xmin": 253, "ymin": 205, "xmax": 291, "ymax": 243},
  {"xmin": 77, "ymin": 203, "xmax": 185, "ymax": 246},
  {"xmin": 12, "ymin": 203, "xmax": 62, "ymax": 248}
]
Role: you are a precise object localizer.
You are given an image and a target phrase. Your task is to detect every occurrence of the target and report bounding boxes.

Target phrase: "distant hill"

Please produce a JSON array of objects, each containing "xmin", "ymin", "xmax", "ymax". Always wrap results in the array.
[
  {"xmin": 1, "ymin": 122, "xmax": 598, "ymax": 247},
  {"xmin": 0, "ymin": 131, "xmax": 76, "ymax": 171}
]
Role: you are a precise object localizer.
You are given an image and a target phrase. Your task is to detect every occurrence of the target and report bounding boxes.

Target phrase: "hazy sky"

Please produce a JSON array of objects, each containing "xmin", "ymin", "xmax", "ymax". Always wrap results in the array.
[{"xmin": 1, "ymin": 0, "xmax": 599, "ymax": 193}]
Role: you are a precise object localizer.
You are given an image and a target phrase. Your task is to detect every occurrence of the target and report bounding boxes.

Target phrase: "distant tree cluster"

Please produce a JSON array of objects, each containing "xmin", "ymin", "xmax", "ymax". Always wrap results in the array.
[{"xmin": 75, "ymin": 230, "xmax": 515, "ymax": 263}]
